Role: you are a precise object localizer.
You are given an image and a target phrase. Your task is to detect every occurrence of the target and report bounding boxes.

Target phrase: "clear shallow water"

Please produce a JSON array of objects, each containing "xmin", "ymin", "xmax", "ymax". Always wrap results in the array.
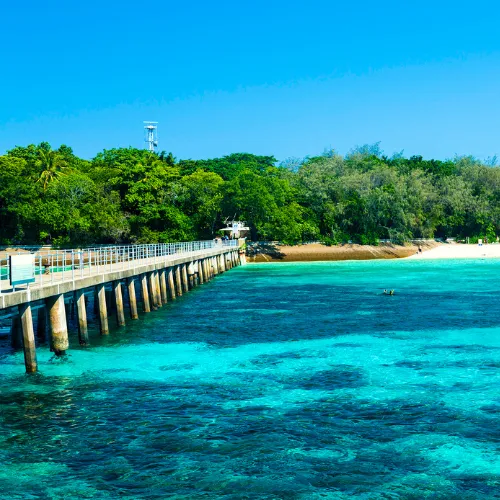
[{"xmin": 1, "ymin": 260, "xmax": 500, "ymax": 498}]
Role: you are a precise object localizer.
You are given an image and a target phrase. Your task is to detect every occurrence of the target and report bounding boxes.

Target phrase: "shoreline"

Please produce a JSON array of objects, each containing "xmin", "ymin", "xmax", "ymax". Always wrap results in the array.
[
  {"xmin": 246, "ymin": 242, "xmax": 500, "ymax": 263},
  {"xmin": 246, "ymin": 242, "xmax": 439, "ymax": 263}
]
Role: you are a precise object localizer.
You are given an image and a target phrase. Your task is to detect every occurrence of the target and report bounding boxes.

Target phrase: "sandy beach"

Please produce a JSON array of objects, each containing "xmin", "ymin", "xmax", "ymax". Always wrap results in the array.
[
  {"xmin": 407, "ymin": 242, "xmax": 500, "ymax": 260},
  {"xmin": 246, "ymin": 241, "xmax": 500, "ymax": 262}
]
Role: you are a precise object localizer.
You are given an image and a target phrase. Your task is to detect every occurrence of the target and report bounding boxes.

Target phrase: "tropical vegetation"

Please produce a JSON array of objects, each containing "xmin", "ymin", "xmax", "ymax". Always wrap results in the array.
[{"xmin": 0, "ymin": 141, "xmax": 499, "ymax": 246}]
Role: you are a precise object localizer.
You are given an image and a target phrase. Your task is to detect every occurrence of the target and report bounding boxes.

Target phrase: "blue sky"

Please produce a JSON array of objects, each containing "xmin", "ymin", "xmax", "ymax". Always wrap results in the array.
[{"xmin": 1, "ymin": 0, "xmax": 499, "ymax": 161}]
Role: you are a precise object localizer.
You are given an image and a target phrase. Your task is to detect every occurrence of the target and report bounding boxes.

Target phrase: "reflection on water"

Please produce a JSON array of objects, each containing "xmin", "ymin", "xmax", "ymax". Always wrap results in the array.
[{"xmin": 1, "ymin": 260, "xmax": 500, "ymax": 498}]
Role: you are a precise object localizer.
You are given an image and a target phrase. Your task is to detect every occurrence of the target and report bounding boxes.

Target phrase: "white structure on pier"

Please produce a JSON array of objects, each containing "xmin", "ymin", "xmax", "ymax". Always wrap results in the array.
[{"xmin": 220, "ymin": 220, "xmax": 249, "ymax": 239}]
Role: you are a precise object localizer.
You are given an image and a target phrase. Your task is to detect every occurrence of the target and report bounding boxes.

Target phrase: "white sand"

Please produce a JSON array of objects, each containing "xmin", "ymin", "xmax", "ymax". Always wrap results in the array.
[{"xmin": 407, "ymin": 243, "xmax": 500, "ymax": 260}]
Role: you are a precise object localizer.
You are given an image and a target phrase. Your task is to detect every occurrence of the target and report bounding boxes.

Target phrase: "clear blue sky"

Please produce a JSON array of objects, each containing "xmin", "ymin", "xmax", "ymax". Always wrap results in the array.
[{"xmin": 1, "ymin": 0, "xmax": 499, "ymax": 162}]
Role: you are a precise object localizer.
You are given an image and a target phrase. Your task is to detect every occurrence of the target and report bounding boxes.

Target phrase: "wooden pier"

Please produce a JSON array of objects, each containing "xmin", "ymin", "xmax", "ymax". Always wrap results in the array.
[{"xmin": 0, "ymin": 241, "xmax": 243, "ymax": 372}]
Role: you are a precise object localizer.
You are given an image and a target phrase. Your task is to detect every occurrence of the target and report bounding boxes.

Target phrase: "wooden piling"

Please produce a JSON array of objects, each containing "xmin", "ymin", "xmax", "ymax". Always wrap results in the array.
[
  {"xmin": 187, "ymin": 262, "xmax": 195, "ymax": 290},
  {"xmin": 198, "ymin": 259, "xmax": 205, "ymax": 285},
  {"xmin": 114, "ymin": 281, "xmax": 126, "ymax": 326},
  {"xmin": 96, "ymin": 284, "xmax": 109, "ymax": 335},
  {"xmin": 182, "ymin": 264, "xmax": 189, "ymax": 293},
  {"xmin": 239, "ymin": 251, "xmax": 246, "ymax": 265},
  {"xmin": 154, "ymin": 271, "xmax": 162, "ymax": 307},
  {"xmin": 160, "ymin": 269, "xmax": 168, "ymax": 304},
  {"xmin": 141, "ymin": 274, "xmax": 151, "ymax": 313},
  {"xmin": 175, "ymin": 265, "xmax": 183, "ymax": 296},
  {"xmin": 18, "ymin": 303, "xmax": 37, "ymax": 373},
  {"xmin": 47, "ymin": 293, "xmax": 70, "ymax": 354},
  {"xmin": 167, "ymin": 268, "xmax": 176, "ymax": 300},
  {"xmin": 75, "ymin": 289, "xmax": 89, "ymax": 346},
  {"xmin": 148, "ymin": 272, "xmax": 158, "ymax": 310},
  {"xmin": 201, "ymin": 259, "xmax": 207, "ymax": 281},
  {"xmin": 127, "ymin": 277, "xmax": 139, "ymax": 319}
]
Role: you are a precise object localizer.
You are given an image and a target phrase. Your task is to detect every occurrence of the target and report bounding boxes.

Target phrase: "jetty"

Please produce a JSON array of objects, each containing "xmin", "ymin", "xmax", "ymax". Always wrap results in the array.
[{"xmin": 0, "ymin": 240, "xmax": 242, "ymax": 373}]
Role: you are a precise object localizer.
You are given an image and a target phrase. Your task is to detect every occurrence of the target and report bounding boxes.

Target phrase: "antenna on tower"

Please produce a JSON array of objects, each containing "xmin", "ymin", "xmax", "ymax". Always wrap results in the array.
[{"xmin": 143, "ymin": 121, "xmax": 158, "ymax": 152}]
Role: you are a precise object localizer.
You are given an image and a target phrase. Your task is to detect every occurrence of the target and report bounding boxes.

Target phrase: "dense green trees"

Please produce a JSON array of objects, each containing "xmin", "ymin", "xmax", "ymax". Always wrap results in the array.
[{"xmin": 0, "ymin": 142, "xmax": 499, "ymax": 246}]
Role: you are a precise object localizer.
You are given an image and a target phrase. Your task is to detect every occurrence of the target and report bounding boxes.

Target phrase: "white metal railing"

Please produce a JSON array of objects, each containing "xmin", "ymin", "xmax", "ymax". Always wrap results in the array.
[{"xmin": 0, "ymin": 240, "xmax": 237, "ymax": 294}]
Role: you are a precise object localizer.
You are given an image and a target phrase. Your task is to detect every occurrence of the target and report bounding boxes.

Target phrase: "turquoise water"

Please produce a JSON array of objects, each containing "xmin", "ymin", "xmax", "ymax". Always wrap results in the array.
[{"xmin": 1, "ymin": 260, "xmax": 500, "ymax": 498}]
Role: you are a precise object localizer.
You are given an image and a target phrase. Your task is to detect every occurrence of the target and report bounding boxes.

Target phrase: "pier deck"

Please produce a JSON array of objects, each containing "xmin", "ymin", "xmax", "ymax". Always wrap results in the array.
[{"xmin": 0, "ymin": 240, "xmax": 242, "ymax": 372}]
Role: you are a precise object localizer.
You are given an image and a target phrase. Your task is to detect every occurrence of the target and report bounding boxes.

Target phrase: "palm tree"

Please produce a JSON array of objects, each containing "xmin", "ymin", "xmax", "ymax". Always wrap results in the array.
[{"xmin": 35, "ymin": 149, "xmax": 69, "ymax": 190}]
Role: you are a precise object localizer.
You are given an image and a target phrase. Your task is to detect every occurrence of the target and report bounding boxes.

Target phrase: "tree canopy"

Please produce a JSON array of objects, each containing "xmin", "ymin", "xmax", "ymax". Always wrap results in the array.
[{"xmin": 0, "ymin": 142, "xmax": 499, "ymax": 246}]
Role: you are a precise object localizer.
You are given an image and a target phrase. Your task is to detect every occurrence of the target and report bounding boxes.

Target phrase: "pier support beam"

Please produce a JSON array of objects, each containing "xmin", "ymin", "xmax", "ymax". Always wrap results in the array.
[
  {"xmin": 127, "ymin": 278, "xmax": 139, "ymax": 319},
  {"xmin": 201, "ymin": 259, "xmax": 207, "ymax": 281},
  {"xmin": 187, "ymin": 262, "xmax": 195, "ymax": 290},
  {"xmin": 194, "ymin": 261, "xmax": 199, "ymax": 287},
  {"xmin": 167, "ymin": 268, "xmax": 176, "ymax": 300},
  {"xmin": 19, "ymin": 303, "xmax": 37, "ymax": 373},
  {"xmin": 75, "ymin": 289, "xmax": 89, "ymax": 346},
  {"xmin": 148, "ymin": 272, "xmax": 158, "ymax": 310},
  {"xmin": 47, "ymin": 294, "xmax": 69, "ymax": 354},
  {"xmin": 160, "ymin": 269, "xmax": 168, "ymax": 304},
  {"xmin": 201, "ymin": 259, "xmax": 208, "ymax": 281},
  {"xmin": 154, "ymin": 271, "xmax": 162, "ymax": 307},
  {"xmin": 141, "ymin": 274, "xmax": 151, "ymax": 313},
  {"xmin": 10, "ymin": 314, "xmax": 22, "ymax": 349},
  {"xmin": 96, "ymin": 284, "xmax": 109, "ymax": 335},
  {"xmin": 239, "ymin": 251, "xmax": 246, "ymax": 265},
  {"xmin": 182, "ymin": 264, "xmax": 189, "ymax": 293},
  {"xmin": 198, "ymin": 259, "xmax": 205, "ymax": 284},
  {"xmin": 114, "ymin": 281, "xmax": 126, "ymax": 327},
  {"xmin": 175, "ymin": 265, "xmax": 183, "ymax": 296}
]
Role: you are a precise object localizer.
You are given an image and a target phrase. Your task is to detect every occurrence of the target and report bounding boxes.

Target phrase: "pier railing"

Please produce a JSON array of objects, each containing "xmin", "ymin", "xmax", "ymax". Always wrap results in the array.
[{"xmin": 0, "ymin": 240, "xmax": 237, "ymax": 293}]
